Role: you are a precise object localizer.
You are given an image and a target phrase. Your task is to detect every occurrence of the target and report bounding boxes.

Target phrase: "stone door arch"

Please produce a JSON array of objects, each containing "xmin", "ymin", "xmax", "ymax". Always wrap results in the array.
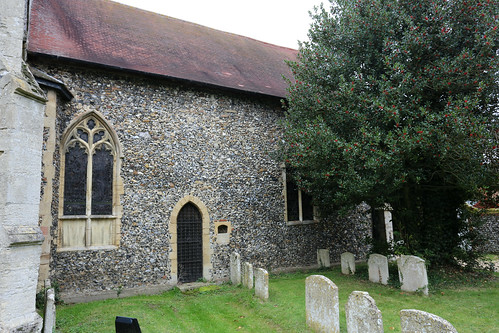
[{"xmin": 169, "ymin": 196, "xmax": 212, "ymax": 283}]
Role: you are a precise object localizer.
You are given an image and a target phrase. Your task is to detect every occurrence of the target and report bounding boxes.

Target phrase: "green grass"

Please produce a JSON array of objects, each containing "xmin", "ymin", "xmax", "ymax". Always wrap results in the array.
[{"xmin": 55, "ymin": 265, "xmax": 498, "ymax": 332}]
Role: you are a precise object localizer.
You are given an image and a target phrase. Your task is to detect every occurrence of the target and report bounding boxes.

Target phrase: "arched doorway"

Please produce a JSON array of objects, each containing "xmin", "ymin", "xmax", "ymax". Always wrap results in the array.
[
  {"xmin": 169, "ymin": 196, "xmax": 212, "ymax": 284},
  {"xmin": 177, "ymin": 203, "xmax": 203, "ymax": 282}
]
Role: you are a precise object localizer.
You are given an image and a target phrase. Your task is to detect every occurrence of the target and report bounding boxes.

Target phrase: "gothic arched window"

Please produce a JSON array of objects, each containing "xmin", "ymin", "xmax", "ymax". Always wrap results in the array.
[{"xmin": 59, "ymin": 112, "xmax": 122, "ymax": 250}]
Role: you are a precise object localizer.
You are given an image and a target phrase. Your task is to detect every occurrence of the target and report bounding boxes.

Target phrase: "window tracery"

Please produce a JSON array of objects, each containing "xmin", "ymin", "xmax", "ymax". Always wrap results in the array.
[{"xmin": 59, "ymin": 112, "xmax": 122, "ymax": 250}]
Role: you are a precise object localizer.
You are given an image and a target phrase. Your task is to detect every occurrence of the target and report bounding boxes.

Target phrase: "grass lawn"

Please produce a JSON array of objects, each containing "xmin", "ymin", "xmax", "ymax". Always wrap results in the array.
[{"xmin": 55, "ymin": 264, "xmax": 498, "ymax": 332}]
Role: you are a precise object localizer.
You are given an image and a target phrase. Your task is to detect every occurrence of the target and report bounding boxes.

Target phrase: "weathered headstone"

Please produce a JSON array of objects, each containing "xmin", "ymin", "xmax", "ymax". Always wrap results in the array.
[
  {"xmin": 254, "ymin": 268, "xmax": 269, "ymax": 300},
  {"xmin": 43, "ymin": 288, "xmax": 56, "ymax": 333},
  {"xmin": 345, "ymin": 291, "xmax": 383, "ymax": 333},
  {"xmin": 397, "ymin": 255, "xmax": 428, "ymax": 295},
  {"xmin": 400, "ymin": 309, "xmax": 457, "ymax": 333},
  {"xmin": 242, "ymin": 262, "xmax": 253, "ymax": 289},
  {"xmin": 368, "ymin": 254, "xmax": 389, "ymax": 285},
  {"xmin": 230, "ymin": 252, "xmax": 241, "ymax": 285},
  {"xmin": 317, "ymin": 249, "xmax": 331, "ymax": 268},
  {"xmin": 341, "ymin": 252, "xmax": 356, "ymax": 275},
  {"xmin": 305, "ymin": 275, "xmax": 340, "ymax": 333}
]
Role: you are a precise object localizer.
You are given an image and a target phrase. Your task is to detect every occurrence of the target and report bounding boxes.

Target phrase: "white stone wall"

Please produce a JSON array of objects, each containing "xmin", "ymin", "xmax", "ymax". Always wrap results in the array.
[
  {"xmin": 0, "ymin": 0, "xmax": 46, "ymax": 331},
  {"xmin": 0, "ymin": 0, "xmax": 26, "ymax": 73}
]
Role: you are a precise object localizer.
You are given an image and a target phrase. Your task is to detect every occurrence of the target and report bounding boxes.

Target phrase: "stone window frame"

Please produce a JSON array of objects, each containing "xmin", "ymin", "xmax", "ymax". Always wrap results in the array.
[
  {"xmin": 282, "ymin": 166, "xmax": 318, "ymax": 226},
  {"xmin": 169, "ymin": 195, "xmax": 213, "ymax": 284},
  {"xmin": 214, "ymin": 220, "xmax": 231, "ymax": 245},
  {"xmin": 57, "ymin": 111, "xmax": 123, "ymax": 251}
]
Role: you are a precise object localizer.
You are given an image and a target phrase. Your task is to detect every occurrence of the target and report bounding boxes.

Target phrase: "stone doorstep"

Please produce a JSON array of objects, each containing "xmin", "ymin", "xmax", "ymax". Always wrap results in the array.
[{"xmin": 176, "ymin": 281, "xmax": 217, "ymax": 292}]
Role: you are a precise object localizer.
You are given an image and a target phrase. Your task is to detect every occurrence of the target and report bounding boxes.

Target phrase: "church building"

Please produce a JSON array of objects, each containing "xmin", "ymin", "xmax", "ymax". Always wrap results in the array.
[{"xmin": 26, "ymin": 0, "xmax": 372, "ymax": 301}]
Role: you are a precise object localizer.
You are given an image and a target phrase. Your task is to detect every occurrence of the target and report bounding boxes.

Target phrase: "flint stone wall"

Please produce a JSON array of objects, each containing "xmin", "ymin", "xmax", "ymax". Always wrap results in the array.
[
  {"xmin": 32, "ymin": 61, "xmax": 372, "ymax": 295},
  {"xmin": 478, "ymin": 213, "xmax": 499, "ymax": 253}
]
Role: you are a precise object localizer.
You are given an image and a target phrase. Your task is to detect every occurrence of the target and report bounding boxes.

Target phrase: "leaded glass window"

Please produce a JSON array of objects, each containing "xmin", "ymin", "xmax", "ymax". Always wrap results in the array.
[
  {"xmin": 63, "ymin": 145, "xmax": 88, "ymax": 215},
  {"xmin": 92, "ymin": 147, "xmax": 113, "ymax": 215},
  {"xmin": 59, "ymin": 112, "xmax": 122, "ymax": 251},
  {"xmin": 63, "ymin": 117, "xmax": 116, "ymax": 216},
  {"xmin": 286, "ymin": 178, "xmax": 300, "ymax": 222}
]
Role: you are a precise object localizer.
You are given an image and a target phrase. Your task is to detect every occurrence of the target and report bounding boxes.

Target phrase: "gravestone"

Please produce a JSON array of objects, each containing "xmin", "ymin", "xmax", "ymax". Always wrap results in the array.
[
  {"xmin": 341, "ymin": 252, "xmax": 355, "ymax": 275},
  {"xmin": 242, "ymin": 262, "xmax": 253, "ymax": 289},
  {"xmin": 317, "ymin": 249, "xmax": 331, "ymax": 268},
  {"xmin": 305, "ymin": 275, "xmax": 339, "ymax": 333},
  {"xmin": 43, "ymin": 288, "xmax": 56, "ymax": 333},
  {"xmin": 400, "ymin": 309, "xmax": 457, "ymax": 333},
  {"xmin": 345, "ymin": 291, "xmax": 383, "ymax": 333},
  {"xmin": 397, "ymin": 255, "xmax": 428, "ymax": 295},
  {"xmin": 254, "ymin": 268, "xmax": 269, "ymax": 300},
  {"xmin": 368, "ymin": 254, "xmax": 389, "ymax": 285},
  {"xmin": 230, "ymin": 252, "xmax": 241, "ymax": 285}
]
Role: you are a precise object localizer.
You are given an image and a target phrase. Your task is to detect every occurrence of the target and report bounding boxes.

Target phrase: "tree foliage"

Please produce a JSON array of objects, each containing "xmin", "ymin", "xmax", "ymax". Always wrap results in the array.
[{"xmin": 283, "ymin": 0, "xmax": 498, "ymax": 264}]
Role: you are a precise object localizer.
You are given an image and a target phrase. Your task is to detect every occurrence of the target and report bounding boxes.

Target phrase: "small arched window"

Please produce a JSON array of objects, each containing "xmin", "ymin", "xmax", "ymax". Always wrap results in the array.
[{"xmin": 59, "ymin": 112, "xmax": 122, "ymax": 250}]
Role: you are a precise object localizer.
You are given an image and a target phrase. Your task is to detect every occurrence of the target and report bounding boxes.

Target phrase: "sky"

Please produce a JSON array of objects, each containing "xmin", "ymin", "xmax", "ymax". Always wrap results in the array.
[{"xmin": 111, "ymin": 0, "xmax": 328, "ymax": 49}]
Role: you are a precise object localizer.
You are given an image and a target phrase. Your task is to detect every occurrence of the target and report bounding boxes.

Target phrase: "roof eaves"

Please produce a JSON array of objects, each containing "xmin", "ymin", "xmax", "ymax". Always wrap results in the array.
[
  {"xmin": 30, "ymin": 66, "xmax": 73, "ymax": 100},
  {"xmin": 28, "ymin": 51, "xmax": 289, "ymax": 100}
]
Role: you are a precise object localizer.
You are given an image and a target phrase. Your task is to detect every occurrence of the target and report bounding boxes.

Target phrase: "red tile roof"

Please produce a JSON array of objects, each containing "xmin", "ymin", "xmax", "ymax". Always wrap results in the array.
[{"xmin": 27, "ymin": 0, "xmax": 297, "ymax": 98}]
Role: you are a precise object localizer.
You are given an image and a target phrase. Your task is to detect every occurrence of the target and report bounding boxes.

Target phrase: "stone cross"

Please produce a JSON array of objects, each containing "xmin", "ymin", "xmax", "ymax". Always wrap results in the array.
[
  {"xmin": 400, "ymin": 309, "xmax": 457, "ymax": 332},
  {"xmin": 368, "ymin": 254, "xmax": 389, "ymax": 285},
  {"xmin": 345, "ymin": 291, "xmax": 383, "ymax": 333},
  {"xmin": 317, "ymin": 249, "xmax": 331, "ymax": 268},
  {"xmin": 397, "ymin": 255, "xmax": 428, "ymax": 295},
  {"xmin": 242, "ymin": 262, "xmax": 253, "ymax": 289},
  {"xmin": 230, "ymin": 252, "xmax": 241, "ymax": 285},
  {"xmin": 305, "ymin": 275, "xmax": 339, "ymax": 333},
  {"xmin": 254, "ymin": 268, "xmax": 269, "ymax": 300},
  {"xmin": 341, "ymin": 252, "xmax": 356, "ymax": 275}
]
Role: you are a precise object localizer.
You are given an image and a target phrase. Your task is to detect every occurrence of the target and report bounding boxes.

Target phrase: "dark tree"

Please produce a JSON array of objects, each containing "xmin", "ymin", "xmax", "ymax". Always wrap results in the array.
[{"xmin": 283, "ymin": 0, "xmax": 498, "ymax": 264}]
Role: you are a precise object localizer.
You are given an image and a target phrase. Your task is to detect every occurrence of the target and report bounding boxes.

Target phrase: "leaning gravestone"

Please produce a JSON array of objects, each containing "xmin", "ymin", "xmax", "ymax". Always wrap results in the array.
[
  {"xmin": 400, "ymin": 309, "xmax": 458, "ymax": 333},
  {"xmin": 397, "ymin": 255, "xmax": 428, "ymax": 295},
  {"xmin": 368, "ymin": 254, "xmax": 389, "ymax": 285},
  {"xmin": 242, "ymin": 262, "xmax": 254, "ymax": 289},
  {"xmin": 305, "ymin": 275, "xmax": 340, "ymax": 333},
  {"xmin": 341, "ymin": 252, "xmax": 356, "ymax": 275},
  {"xmin": 345, "ymin": 291, "xmax": 383, "ymax": 333},
  {"xmin": 317, "ymin": 249, "xmax": 331, "ymax": 268},
  {"xmin": 230, "ymin": 252, "xmax": 241, "ymax": 285},
  {"xmin": 254, "ymin": 268, "xmax": 269, "ymax": 300}
]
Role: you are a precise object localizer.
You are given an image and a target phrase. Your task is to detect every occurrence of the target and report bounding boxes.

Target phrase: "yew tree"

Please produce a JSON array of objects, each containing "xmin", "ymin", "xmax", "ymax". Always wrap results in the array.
[{"xmin": 283, "ymin": 0, "xmax": 498, "ymax": 264}]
